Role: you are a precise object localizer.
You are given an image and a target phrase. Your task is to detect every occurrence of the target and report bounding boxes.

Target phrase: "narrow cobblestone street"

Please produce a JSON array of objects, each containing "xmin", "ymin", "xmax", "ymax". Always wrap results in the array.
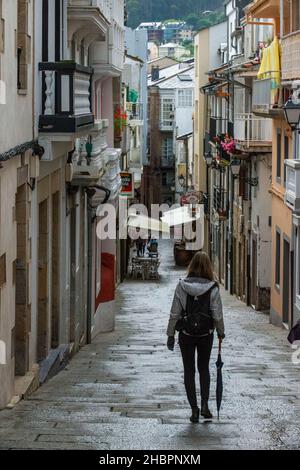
[{"xmin": 0, "ymin": 240, "xmax": 299, "ymax": 450}]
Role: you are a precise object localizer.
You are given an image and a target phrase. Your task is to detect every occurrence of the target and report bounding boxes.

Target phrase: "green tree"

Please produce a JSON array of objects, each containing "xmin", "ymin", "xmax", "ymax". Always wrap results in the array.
[{"xmin": 126, "ymin": 0, "xmax": 224, "ymax": 29}]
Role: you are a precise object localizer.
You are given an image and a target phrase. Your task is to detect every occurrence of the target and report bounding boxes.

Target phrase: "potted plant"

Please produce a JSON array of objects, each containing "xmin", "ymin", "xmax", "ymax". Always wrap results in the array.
[{"xmin": 114, "ymin": 106, "xmax": 127, "ymax": 137}]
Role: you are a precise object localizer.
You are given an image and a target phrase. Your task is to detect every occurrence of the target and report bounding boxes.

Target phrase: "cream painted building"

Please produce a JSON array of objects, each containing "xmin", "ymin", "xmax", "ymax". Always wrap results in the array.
[
  {"xmin": 0, "ymin": 0, "xmax": 125, "ymax": 410},
  {"xmin": 193, "ymin": 21, "xmax": 227, "ymax": 250}
]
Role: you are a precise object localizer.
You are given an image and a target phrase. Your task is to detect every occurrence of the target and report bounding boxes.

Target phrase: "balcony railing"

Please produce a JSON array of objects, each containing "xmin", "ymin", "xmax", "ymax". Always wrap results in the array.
[
  {"xmin": 209, "ymin": 117, "xmax": 228, "ymax": 141},
  {"xmin": 126, "ymin": 102, "xmax": 143, "ymax": 122},
  {"xmin": 129, "ymin": 148, "xmax": 142, "ymax": 167},
  {"xmin": 234, "ymin": 113, "xmax": 272, "ymax": 148},
  {"xmin": 161, "ymin": 156, "xmax": 175, "ymax": 167},
  {"xmin": 252, "ymin": 76, "xmax": 282, "ymax": 115},
  {"xmin": 67, "ymin": 119, "xmax": 108, "ymax": 186},
  {"xmin": 121, "ymin": 125, "xmax": 131, "ymax": 155},
  {"xmin": 285, "ymin": 159, "xmax": 300, "ymax": 213},
  {"xmin": 160, "ymin": 119, "xmax": 174, "ymax": 132},
  {"xmin": 39, "ymin": 62, "xmax": 94, "ymax": 133},
  {"xmin": 281, "ymin": 31, "xmax": 300, "ymax": 81},
  {"xmin": 213, "ymin": 186, "xmax": 227, "ymax": 213}
]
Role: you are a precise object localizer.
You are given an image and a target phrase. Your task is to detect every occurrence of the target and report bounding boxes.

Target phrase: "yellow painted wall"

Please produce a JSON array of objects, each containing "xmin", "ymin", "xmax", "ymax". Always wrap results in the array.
[{"xmin": 270, "ymin": 118, "xmax": 293, "ymax": 324}]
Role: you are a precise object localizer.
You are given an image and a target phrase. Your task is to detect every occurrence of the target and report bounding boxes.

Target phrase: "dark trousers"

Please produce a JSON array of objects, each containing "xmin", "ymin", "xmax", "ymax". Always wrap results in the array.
[{"xmin": 179, "ymin": 332, "xmax": 214, "ymax": 409}]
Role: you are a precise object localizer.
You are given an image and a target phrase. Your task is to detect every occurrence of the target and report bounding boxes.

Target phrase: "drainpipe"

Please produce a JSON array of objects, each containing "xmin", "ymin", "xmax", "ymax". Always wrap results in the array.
[
  {"xmin": 185, "ymin": 137, "xmax": 189, "ymax": 192},
  {"xmin": 86, "ymin": 185, "xmax": 111, "ymax": 345},
  {"xmin": 229, "ymin": 70, "xmax": 235, "ymax": 295}
]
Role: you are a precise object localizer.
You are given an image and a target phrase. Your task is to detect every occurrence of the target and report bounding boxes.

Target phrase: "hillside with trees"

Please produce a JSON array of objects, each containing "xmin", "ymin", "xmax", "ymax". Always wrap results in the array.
[{"xmin": 127, "ymin": 0, "xmax": 225, "ymax": 30}]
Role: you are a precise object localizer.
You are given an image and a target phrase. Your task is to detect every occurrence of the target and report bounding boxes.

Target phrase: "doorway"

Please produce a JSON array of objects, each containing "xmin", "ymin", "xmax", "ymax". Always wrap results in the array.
[
  {"xmin": 251, "ymin": 239, "xmax": 257, "ymax": 308},
  {"xmin": 282, "ymin": 239, "xmax": 290, "ymax": 325},
  {"xmin": 15, "ymin": 183, "xmax": 29, "ymax": 376},
  {"xmin": 51, "ymin": 192, "xmax": 60, "ymax": 349},
  {"xmin": 69, "ymin": 206, "xmax": 76, "ymax": 344},
  {"xmin": 37, "ymin": 199, "xmax": 49, "ymax": 362}
]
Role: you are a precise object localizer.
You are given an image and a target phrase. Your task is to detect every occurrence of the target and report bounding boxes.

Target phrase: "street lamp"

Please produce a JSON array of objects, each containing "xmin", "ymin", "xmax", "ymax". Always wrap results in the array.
[
  {"xmin": 231, "ymin": 159, "xmax": 258, "ymax": 187},
  {"xmin": 204, "ymin": 151, "xmax": 213, "ymax": 166},
  {"xmin": 231, "ymin": 159, "xmax": 241, "ymax": 177},
  {"xmin": 178, "ymin": 174, "xmax": 185, "ymax": 187},
  {"xmin": 283, "ymin": 96, "xmax": 300, "ymax": 131}
]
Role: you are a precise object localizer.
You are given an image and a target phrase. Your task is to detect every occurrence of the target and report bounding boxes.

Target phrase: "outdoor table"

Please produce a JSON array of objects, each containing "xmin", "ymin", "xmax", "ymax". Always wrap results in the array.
[{"xmin": 131, "ymin": 257, "xmax": 160, "ymax": 280}]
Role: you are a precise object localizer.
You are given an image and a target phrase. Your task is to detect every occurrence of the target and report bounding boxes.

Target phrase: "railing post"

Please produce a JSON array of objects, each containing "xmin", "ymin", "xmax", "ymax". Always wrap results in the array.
[{"xmin": 44, "ymin": 70, "xmax": 54, "ymax": 115}]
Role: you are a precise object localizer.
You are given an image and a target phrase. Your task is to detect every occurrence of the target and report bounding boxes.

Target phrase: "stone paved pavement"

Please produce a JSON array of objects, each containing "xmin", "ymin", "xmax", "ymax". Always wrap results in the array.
[{"xmin": 0, "ymin": 240, "xmax": 300, "ymax": 450}]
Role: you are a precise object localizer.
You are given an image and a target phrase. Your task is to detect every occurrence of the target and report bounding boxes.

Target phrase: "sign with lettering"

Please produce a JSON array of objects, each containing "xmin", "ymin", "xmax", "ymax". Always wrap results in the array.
[{"xmin": 120, "ymin": 171, "xmax": 134, "ymax": 198}]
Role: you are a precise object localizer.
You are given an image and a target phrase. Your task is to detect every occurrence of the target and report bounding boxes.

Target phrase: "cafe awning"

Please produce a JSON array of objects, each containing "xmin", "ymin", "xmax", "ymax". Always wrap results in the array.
[
  {"xmin": 161, "ymin": 205, "xmax": 203, "ymax": 227},
  {"xmin": 128, "ymin": 214, "xmax": 170, "ymax": 234}
]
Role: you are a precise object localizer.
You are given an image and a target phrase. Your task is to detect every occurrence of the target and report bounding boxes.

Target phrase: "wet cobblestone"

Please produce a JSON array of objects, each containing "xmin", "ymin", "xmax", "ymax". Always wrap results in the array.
[{"xmin": 0, "ymin": 241, "xmax": 299, "ymax": 450}]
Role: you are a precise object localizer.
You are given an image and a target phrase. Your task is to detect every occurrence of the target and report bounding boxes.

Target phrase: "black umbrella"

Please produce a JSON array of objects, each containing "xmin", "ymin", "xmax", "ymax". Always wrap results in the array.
[
  {"xmin": 216, "ymin": 339, "xmax": 224, "ymax": 420},
  {"xmin": 288, "ymin": 320, "xmax": 300, "ymax": 345}
]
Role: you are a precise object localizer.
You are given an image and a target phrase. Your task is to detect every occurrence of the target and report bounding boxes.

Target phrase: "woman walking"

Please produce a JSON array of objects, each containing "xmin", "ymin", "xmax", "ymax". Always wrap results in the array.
[{"xmin": 166, "ymin": 252, "xmax": 225, "ymax": 423}]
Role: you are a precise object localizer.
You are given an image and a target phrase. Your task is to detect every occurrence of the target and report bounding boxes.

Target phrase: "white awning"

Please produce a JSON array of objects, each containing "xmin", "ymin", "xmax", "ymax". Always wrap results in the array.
[
  {"xmin": 161, "ymin": 205, "xmax": 203, "ymax": 227},
  {"xmin": 128, "ymin": 214, "xmax": 170, "ymax": 234}
]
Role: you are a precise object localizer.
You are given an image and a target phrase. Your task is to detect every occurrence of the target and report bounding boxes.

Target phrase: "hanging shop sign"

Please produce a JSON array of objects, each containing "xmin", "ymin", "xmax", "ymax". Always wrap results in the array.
[
  {"xmin": 120, "ymin": 171, "xmax": 134, "ymax": 198},
  {"xmin": 181, "ymin": 191, "xmax": 199, "ymax": 205}
]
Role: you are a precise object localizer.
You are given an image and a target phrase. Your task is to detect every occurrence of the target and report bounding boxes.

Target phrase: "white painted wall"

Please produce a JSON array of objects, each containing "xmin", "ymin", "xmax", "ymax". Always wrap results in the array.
[
  {"xmin": 251, "ymin": 155, "xmax": 272, "ymax": 289},
  {"xmin": 208, "ymin": 21, "xmax": 228, "ymax": 70},
  {"xmin": 0, "ymin": 0, "xmax": 34, "ymax": 153},
  {"xmin": 175, "ymin": 90, "xmax": 194, "ymax": 137}
]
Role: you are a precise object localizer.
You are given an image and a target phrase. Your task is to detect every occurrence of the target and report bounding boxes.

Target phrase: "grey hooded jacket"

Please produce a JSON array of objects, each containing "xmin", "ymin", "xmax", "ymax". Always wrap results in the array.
[{"xmin": 167, "ymin": 277, "xmax": 225, "ymax": 338}]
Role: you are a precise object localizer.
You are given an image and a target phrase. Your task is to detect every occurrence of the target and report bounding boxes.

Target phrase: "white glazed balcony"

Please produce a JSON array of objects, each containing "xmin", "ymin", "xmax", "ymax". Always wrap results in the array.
[
  {"xmin": 69, "ymin": 0, "xmax": 111, "ymax": 19},
  {"xmin": 285, "ymin": 159, "xmax": 300, "ymax": 214},
  {"xmin": 90, "ymin": 24, "xmax": 124, "ymax": 76},
  {"xmin": 68, "ymin": 0, "xmax": 112, "ymax": 40}
]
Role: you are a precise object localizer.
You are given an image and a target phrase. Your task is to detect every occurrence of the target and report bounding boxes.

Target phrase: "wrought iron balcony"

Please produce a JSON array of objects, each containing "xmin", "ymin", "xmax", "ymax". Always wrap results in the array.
[
  {"xmin": 213, "ymin": 185, "xmax": 227, "ymax": 215},
  {"xmin": 209, "ymin": 117, "xmax": 228, "ymax": 142},
  {"xmin": 39, "ymin": 62, "xmax": 94, "ymax": 134},
  {"xmin": 285, "ymin": 159, "xmax": 300, "ymax": 214}
]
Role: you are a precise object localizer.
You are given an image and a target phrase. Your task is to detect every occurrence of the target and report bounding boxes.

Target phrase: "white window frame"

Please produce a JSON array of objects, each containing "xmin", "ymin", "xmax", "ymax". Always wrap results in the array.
[
  {"xmin": 161, "ymin": 97, "xmax": 174, "ymax": 129},
  {"xmin": 178, "ymin": 89, "xmax": 193, "ymax": 107}
]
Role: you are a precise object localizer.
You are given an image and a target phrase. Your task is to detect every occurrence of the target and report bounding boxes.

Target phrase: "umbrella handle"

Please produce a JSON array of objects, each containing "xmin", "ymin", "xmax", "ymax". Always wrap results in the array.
[{"xmin": 218, "ymin": 338, "xmax": 222, "ymax": 354}]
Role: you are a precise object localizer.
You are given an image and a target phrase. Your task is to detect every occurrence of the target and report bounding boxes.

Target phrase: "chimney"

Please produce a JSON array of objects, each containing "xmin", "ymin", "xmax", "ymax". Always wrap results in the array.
[{"xmin": 151, "ymin": 66, "xmax": 160, "ymax": 82}]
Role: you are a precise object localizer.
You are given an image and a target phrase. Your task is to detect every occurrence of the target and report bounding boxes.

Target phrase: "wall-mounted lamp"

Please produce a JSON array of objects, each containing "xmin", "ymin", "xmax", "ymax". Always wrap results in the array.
[
  {"xmin": 283, "ymin": 96, "xmax": 300, "ymax": 131},
  {"xmin": 204, "ymin": 151, "xmax": 213, "ymax": 166},
  {"xmin": 231, "ymin": 159, "xmax": 258, "ymax": 186},
  {"xmin": 178, "ymin": 174, "xmax": 185, "ymax": 187}
]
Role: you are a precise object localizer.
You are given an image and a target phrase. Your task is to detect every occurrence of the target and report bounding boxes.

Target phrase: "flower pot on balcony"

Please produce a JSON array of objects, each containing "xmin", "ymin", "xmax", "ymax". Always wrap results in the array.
[
  {"xmin": 217, "ymin": 209, "xmax": 227, "ymax": 220},
  {"xmin": 216, "ymin": 90, "xmax": 230, "ymax": 98}
]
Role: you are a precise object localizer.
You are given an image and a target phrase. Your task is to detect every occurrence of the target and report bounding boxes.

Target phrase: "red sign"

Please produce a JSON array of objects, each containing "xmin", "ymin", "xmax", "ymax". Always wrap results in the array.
[
  {"xmin": 120, "ymin": 172, "xmax": 134, "ymax": 198},
  {"xmin": 181, "ymin": 191, "xmax": 199, "ymax": 205}
]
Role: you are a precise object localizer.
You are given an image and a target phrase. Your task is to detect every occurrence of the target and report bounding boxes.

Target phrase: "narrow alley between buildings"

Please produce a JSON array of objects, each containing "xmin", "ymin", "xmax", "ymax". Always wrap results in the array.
[{"xmin": 0, "ymin": 240, "xmax": 299, "ymax": 450}]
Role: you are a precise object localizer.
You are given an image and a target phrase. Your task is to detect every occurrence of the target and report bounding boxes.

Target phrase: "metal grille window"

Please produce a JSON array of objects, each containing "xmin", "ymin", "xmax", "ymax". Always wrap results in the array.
[
  {"xmin": 213, "ymin": 186, "xmax": 227, "ymax": 212},
  {"xmin": 178, "ymin": 89, "xmax": 193, "ymax": 107}
]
